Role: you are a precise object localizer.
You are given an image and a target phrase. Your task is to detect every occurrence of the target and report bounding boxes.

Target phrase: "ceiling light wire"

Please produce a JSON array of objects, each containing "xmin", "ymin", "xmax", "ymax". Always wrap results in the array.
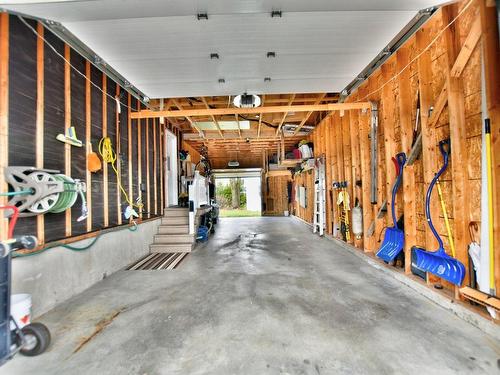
[
  {"xmin": 17, "ymin": 15, "xmax": 138, "ymax": 112},
  {"xmin": 356, "ymin": 0, "xmax": 474, "ymax": 103}
]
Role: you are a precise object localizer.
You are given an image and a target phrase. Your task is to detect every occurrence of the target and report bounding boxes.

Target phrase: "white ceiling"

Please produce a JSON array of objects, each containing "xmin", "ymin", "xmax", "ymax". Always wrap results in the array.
[{"xmin": 2, "ymin": 0, "xmax": 441, "ymax": 99}]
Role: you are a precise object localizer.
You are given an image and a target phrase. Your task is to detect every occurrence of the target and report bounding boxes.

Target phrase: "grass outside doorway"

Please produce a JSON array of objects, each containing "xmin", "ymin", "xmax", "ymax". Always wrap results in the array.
[{"xmin": 219, "ymin": 209, "xmax": 261, "ymax": 218}]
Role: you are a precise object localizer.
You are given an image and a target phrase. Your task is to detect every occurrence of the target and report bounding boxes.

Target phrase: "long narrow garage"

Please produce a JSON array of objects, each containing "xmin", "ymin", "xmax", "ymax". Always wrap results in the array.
[
  {"xmin": 4, "ymin": 217, "xmax": 499, "ymax": 374},
  {"xmin": 0, "ymin": 1, "xmax": 499, "ymax": 374}
]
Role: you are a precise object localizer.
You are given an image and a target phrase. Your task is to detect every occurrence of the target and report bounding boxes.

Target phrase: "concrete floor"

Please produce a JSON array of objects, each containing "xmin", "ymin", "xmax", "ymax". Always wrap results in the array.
[{"xmin": 3, "ymin": 217, "xmax": 499, "ymax": 375}]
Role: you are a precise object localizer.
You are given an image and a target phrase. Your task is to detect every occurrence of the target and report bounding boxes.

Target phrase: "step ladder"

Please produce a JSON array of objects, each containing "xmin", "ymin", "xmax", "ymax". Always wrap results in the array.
[{"xmin": 313, "ymin": 157, "xmax": 326, "ymax": 236}]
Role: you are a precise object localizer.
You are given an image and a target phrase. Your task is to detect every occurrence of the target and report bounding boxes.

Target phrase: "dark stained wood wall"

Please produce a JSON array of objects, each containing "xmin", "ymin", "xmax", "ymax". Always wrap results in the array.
[{"xmin": 6, "ymin": 15, "xmax": 164, "ymax": 243}]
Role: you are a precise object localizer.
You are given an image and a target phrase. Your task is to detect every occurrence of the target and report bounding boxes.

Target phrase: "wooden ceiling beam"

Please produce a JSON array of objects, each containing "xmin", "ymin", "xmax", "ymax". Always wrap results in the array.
[
  {"xmin": 200, "ymin": 97, "xmax": 224, "ymax": 138},
  {"xmin": 235, "ymin": 114, "xmax": 242, "ymax": 139},
  {"xmin": 171, "ymin": 99, "xmax": 205, "ymax": 138},
  {"xmin": 275, "ymin": 94, "xmax": 296, "ymax": 137},
  {"xmin": 131, "ymin": 102, "xmax": 370, "ymax": 119},
  {"xmin": 293, "ymin": 93, "xmax": 328, "ymax": 135},
  {"xmin": 257, "ymin": 94, "xmax": 265, "ymax": 139}
]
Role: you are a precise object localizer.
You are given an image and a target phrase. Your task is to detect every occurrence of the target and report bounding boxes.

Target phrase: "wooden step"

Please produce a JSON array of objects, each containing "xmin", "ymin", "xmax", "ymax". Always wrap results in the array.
[
  {"xmin": 157, "ymin": 224, "xmax": 189, "ymax": 234},
  {"xmin": 150, "ymin": 243, "xmax": 193, "ymax": 253},
  {"xmin": 164, "ymin": 207, "xmax": 189, "ymax": 217},
  {"xmin": 154, "ymin": 234, "xmax": 195, "ymax": 244},
  {"xmin": 162, "ymin": 216, "xmax": 189, "ymax": 225}
]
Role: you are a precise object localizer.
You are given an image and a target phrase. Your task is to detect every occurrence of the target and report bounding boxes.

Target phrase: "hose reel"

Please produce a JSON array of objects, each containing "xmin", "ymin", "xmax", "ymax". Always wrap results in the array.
[{"xmin": 4, "ymin": 167, "xmax": 87, "ymax": 219}]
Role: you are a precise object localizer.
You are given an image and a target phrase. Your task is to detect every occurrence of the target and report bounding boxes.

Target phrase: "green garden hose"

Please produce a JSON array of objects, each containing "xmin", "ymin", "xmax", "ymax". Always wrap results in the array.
[
  {"xmin": 0, "ymin": 189, "xmax": 33, "ymax": 197},
  {"xmin": 12, "ymin": 221, "xmax": 138, "ymax": 258},
  {"xmin": 49, "ymin": 175, "xmax": 78, "ymax": 213}
]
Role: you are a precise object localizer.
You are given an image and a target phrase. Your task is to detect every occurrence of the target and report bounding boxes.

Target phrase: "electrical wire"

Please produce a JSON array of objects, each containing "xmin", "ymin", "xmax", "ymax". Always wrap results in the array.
[
  {"xmin": 356, "ymin": 0, "xmax": 474, "ymax": 102},
  {"xmin": 238, "ymin": 114, "xmax": 278, "ymax": 129},
  {"xmin": 17, "ymin": 16, "xmax": 138, "ymax": 112}
]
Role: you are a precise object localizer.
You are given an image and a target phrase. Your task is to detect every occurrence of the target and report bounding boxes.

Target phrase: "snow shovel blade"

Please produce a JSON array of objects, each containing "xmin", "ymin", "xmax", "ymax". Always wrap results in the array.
[
  {"xmin": 413, "ymin": 247, "xmax": 466, "ymax": 286},
  {"xmin": 376, "ymin": 227, "xmax": 404, "ymax": 262}
]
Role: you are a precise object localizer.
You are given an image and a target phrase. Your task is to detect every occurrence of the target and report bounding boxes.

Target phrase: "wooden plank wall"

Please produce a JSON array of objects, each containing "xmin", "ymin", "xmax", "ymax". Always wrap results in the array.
[
  {"xmin": 264, "ymin": 175, "xmax": 290, "ymax": 216},
  {"xmin": 293, "ymin": 171, "xmax": 314, "ymax": 223},
  {"xmin": 4, "ymin": 16, "xmax": 164, "ymax": 244},
  {"xmin": 300, "ymin": 1, "xmax": 499, "ymax": 297}
]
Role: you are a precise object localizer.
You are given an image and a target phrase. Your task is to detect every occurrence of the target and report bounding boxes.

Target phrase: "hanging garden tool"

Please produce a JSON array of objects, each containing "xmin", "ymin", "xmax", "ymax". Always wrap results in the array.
[
  {"xmin": 436, "ymin": 177, "xmax": 456, "ymax": 258},
  {"xmin": 336, "ymin": 182, "xmax": 350, "ymax": 242},
  {"xmin": 98, "ymin": 137, "xmax": 143, "ymax": 219},
  {"xmin": 56, "ymin": 126, "xmax": 83, "ymax": 147},
  {"xmin": 376, "ymin": 152, "xmax": 406, "ymax": 262},
  {"xmin": 413, "ymin": 139, "xmax": 466, "ymax": 286},
  {"xmin": 87, "ymin": 142, "xmax": 102, "ymax": 173},
  {"xmin": 3, "ymin": 167, "xmax": 87, "ymax": 218}
]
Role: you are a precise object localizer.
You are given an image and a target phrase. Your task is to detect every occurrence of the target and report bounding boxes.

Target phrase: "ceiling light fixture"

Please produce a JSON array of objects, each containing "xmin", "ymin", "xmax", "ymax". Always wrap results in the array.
[
  {"xmin": 264, "ymin": 77, "xmax": 271, "ymax": 82},
  {"xmin": 197, "ymin": 13, "xmax": 208, "ymax": 20},
  {"xmin": 271, "ymin": 10, "xmax": 282, "ymax": 18},
  {"xmin": 266, "ymin": 52, "xmax": 276, "ymax": 58},
  {"xmin": 218, "ymin": 78, "xmax": 225, "ymax": 83},
  {"xmin": 233, "ymin": 93, "xmax": 261, "ymax": 108},
  {"xmin": 210, "ymin": 53, "xmax": 219, "ymax": 59}
]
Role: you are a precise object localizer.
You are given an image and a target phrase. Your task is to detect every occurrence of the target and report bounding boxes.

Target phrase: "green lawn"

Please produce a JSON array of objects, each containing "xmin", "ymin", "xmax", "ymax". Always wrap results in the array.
[{"xmin": 219, "ymin": 209, "xmax": 261, "ymax": 218}]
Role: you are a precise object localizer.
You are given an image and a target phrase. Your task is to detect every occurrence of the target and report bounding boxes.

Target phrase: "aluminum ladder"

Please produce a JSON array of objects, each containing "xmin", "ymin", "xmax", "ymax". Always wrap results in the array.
[{"xmin": 313, "ymin": 157, "xmax": 326, "ymax": 236}]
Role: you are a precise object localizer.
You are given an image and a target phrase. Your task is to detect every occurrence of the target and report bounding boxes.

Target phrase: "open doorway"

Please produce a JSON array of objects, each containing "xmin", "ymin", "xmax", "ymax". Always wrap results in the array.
[
  {"xmin": 165, "ymin": 130, "xmax": 178, "ymax": 207},
  {"xmin": 215, "ymin": 176, "xmax": 262, "ymax": 218}
]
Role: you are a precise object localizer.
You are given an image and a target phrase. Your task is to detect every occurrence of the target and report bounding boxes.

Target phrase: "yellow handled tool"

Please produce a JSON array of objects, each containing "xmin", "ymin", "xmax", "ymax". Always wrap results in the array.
[
  {"xmin": 436, "ymin": 179, "xmax": 456, "ymax": 258},
  {"xmin": 485, "ymin": 119, "xmax": 495, "ymax": 295}
]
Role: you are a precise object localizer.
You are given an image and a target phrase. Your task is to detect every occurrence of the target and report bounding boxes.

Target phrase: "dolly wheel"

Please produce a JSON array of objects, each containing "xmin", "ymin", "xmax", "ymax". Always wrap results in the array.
[{"xmin": 20, "ymin": 322, "xmax": 51, "ymax": 356}]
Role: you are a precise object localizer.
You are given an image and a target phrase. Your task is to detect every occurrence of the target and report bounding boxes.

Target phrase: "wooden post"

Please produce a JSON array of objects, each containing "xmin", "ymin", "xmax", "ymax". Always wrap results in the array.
[
  {"xmin": 417, "ymin": 23, "xmax": 440, "ymax": 284},
  {"xmin": 342, "ymin": 111, "xmax": 354, "ymax": 244},
  {"xmin": 349, "ymin": 100, "xmax": 363, "ymax": 248},
  {"xmin": 137, "ymin": 112, "xmax": 142, "ymax": 218},
  {"xmin": 116, "ymin": 85, "xmax": 122, "ymax": 225},
  {"xmin": 85, "ymin": 61, "xmax": 92, "ymax": 231},
  {"xmin": 0, "ymin": 13, "xmax": 8, "ymax": 240},
  {"xmin": 442, "ymin": 5, "xmax": 472, "ymax": 289},
  {"xmin": 153, "ymin": 118, "xmax": 157, "ymax": 215},
  {"xmin": 324, "ymin": 116, "xmax": 333, "ymax": 235},
  {"xmin": 127, "ymin": 94, "xmax": 133, "ymax": 220},
  {"xmin": 159, "ymin": 121, "xmax": 164, "ymax": 215},
  {"xmin": 480, "ymin": 0, "xmax": 500, "ymax": 293},
  {"xmin": 64, "ymin": 44, "xmax": 72, "ymax": 236},
  {"xmin": 358, "ymin": 85, "xmax": 375, "ymax": 252},
  {"xmin": 397, "ymin": 46, "xmax": 418, "ymax": 274},
  {"xmin": 102, "ymin": 75, "xmax": 109, "ymax": 226},
  {"xmin": 36, "ymin": 22, "xmax": 45, "ymax": 244},
  {"xmin": 146, "ymin": 118, "xmax": 150, "ymax": 217},
  {"xmin": 382, "ymin": 61, "xmax": 398, "ymax": 229}
]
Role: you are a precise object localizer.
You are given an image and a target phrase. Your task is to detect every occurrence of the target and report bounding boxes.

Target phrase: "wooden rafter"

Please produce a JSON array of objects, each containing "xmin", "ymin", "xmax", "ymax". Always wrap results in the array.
[
  {"xmin": 234, "ymin": 114, "xmax": 242, "ymax": 138},
  {"xmin": 257, "ymin": 94, "xmax": 265, "ymax": 139},
  {"xmin": 172, "ymin": 98, "xmax": 205, "ymax": 138},
  {"xmin": 275, "ymin": 94, "xmax": 296, "ymax": 137},
  {"xmin": 200, "ymin": 97, "xmax": 223, "ymax": 138},
  {"xmin": 131, "ymin": 102, "xmax": 371, "ymax": 119},
  {"xmin": 293, "ymin": 93, "xmax": 327, "ymax": 135}
]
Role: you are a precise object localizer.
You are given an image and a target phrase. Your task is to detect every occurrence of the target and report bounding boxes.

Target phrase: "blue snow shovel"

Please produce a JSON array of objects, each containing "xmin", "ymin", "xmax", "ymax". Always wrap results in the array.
[
  {"xmin": 413, "ymin": 139, "xmax": 466, "ymax": 286},
  {"xmin": 376, "ymin": 152, "xmax": 406, "ymax": 262}
]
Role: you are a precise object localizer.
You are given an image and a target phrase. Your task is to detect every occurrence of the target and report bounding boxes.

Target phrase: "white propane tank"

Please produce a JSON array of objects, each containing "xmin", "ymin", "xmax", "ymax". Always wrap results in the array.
[{"xmin": 352, "ymin": 205, "xmax": 363, "ymax": 239}]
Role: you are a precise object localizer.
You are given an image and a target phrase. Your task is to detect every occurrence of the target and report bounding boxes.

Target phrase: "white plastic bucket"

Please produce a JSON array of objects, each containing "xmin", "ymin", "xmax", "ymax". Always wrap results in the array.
[
  {"xmin": 10, "ymin": 294, "xmax": 32, "ymax": 329},
  {"xmin": 284, "ymin": 210, "xmax": 289, "ymax": 217}
]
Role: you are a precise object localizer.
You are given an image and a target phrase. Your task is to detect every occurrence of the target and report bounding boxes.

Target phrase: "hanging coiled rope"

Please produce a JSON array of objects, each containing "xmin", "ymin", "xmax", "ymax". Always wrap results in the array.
[{"xmin": 98, "ymin": 137, "xmax": 143, "ymax": 211}]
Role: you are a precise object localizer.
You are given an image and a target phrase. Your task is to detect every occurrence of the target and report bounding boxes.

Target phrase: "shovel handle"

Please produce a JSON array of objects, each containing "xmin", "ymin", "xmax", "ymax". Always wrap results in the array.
[
  {"xmin": 390, "ymin": 153, "xmax": 406, "ymax": 227},
  {"xmin": 425, "ymin": 139, "xmax": 451, "ymax": 251}
]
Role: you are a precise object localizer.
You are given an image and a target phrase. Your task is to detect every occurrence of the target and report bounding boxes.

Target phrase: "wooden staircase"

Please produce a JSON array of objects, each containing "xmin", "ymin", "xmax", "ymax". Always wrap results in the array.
[{"xmin": 150, "ymin": 207, "xmax": 195, "ymax": 253}]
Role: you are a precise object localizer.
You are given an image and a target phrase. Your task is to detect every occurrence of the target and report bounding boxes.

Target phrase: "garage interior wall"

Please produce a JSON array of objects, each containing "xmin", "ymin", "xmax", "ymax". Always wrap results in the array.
[
  {"xmin": 293, "ymin": 1, "xmax": 500, "ymax": 302},
  {"xmin": 0, "ymin": 15, "xmax": 169, "ymax": 314},
  {"xmin": 3, "ymin": 15, "xmax": 165, "ymax": 243}
]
